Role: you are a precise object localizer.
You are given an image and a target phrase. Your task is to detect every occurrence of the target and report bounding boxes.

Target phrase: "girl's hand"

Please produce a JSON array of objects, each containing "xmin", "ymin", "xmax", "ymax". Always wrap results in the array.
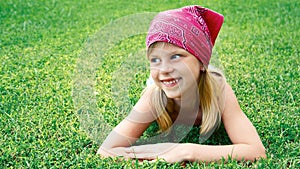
[
  {"xmin": 98, "ymin": 146, "xmax": 132, "ymax": 159},
  {"xmin": 125, "ymin": 143, "xmax": 188, "ymax": 163}
]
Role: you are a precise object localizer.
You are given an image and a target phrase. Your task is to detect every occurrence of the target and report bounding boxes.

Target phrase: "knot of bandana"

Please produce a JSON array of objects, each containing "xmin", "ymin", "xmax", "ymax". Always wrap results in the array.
[{"xmin": 146, "ymin": 5, "xmax": 224, "ymax": 66}]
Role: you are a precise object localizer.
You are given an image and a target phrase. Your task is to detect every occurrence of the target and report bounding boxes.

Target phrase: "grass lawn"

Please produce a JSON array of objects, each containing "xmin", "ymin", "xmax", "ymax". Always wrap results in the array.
[{"xmin": 0, "ymin": 0, "xmax": 299, "ymax": 168}]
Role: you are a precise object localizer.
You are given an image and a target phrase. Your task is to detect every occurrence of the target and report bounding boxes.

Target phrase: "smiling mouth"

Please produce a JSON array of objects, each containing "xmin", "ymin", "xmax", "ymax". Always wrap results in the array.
[{"xmin": 161, "ymin": 78, "xmax": 181, "ymax": 87}]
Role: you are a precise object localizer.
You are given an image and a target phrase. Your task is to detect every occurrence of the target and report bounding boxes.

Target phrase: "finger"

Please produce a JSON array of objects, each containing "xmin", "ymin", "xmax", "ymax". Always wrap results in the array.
[
  {"xmin": 105, "ymin": 147, "xmax": 132, "ymax": 158},
  {"xmin": 149, "ymin": 158, "xmax": 165, "ymax": 163},
  {"xmin": 126, "ymin": 151, "xmax": 157, "ymax": 160},
  {"xmin": 129, "ymin": 145, "xmax": 156, "ymax": 154}
]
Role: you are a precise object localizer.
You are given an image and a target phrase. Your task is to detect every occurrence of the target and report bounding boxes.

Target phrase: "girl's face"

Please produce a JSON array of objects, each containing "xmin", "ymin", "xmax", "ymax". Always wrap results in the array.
[{"xmin": 149, "ymin": 42, "xmax": 202, "ymax": 100}]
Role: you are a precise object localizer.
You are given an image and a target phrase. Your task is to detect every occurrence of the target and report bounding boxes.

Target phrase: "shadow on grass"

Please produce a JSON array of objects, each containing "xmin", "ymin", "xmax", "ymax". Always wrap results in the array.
[{"xmin": 135, "ymin": 122, "xmax": 231, "ymax": 145}]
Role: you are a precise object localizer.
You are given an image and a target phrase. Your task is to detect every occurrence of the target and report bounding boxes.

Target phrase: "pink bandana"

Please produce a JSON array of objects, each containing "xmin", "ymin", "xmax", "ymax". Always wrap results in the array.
[{"xmin": 146, "ymin": 5, "xmax": 224, "ymax": 66}]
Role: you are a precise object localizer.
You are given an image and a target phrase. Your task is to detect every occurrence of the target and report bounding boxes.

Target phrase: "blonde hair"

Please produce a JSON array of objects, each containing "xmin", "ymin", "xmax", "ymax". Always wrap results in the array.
[{"xmin": 147, "ymin": 43, "xmax": 225, "ymax": 135}]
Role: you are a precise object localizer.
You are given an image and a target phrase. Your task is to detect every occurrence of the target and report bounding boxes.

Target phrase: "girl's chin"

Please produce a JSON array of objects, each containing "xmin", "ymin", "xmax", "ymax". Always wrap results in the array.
[{"xmin": 163, "ymin": 91, "xmax": 182, "ymax": 99}]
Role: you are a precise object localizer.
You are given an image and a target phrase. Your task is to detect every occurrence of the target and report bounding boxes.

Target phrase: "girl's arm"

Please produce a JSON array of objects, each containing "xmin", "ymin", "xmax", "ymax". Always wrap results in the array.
[
  {"xmin": 180, "ymin": 81, "xmax": 266, "ymax": 161},
  {"xmin": 97, "ymin": 86, "xmax": 155, "ymax": 157},
  {"xmin": 182, "ymin": 82, "xmax": 266, "ymax": 161},
  {"xmin": 217, "ymin": 82, "xmax": 266, "ymax": 160},
  {"xmin": 125, "ymin": 82, "xmax": 266, "ymax": 162},
  {"xmin": 97, "ymin": 117, "xmax": 151, "ymax": 157}
]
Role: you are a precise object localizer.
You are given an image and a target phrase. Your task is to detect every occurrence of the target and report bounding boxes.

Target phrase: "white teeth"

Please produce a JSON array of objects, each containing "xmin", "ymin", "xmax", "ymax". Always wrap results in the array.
[{"xmin": 162, "ymin": 79, "xmax": 179, "ymax": 85}]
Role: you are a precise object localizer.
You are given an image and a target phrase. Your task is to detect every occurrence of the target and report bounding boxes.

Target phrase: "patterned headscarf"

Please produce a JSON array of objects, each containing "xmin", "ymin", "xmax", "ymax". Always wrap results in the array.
[{"xmin": 146, "ymin": 5, "xmax": 224, "ymax": 66}]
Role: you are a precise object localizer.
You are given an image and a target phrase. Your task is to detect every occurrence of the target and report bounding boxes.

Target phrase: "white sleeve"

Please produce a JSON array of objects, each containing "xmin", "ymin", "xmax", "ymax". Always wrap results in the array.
[{"xmin": 146, "ymin": 75, "xmax": 154, "ymax": 86}]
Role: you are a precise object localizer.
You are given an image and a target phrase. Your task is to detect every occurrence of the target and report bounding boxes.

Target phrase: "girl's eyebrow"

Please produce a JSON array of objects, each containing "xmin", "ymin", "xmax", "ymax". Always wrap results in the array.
[
  {"xmin": 148, "ymin": 54, "xmax": 159, "ymax": 58},
  {"xmin": 150, "ymin": 48, "xmax": 187, "ymax": 58},
  {"xmin": 169, "ymin": 49, "xmax": 188, "ymax": 56}
]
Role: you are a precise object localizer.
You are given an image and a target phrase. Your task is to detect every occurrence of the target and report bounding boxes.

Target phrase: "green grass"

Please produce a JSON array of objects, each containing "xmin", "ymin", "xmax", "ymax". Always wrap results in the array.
[{"xmin": 0, "ymin": 0, "xmax": 299, "ymax": 168}]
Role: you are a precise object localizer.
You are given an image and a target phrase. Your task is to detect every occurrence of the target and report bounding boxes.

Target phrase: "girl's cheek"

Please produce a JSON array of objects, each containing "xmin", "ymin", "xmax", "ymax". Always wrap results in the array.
[
  {"xmin": 150, "ymin": 70, "xmax": 157, "ymax": 79},
  {"xmin": 150, "ymin": 70, "xmax": 161, "ymax": 85}
]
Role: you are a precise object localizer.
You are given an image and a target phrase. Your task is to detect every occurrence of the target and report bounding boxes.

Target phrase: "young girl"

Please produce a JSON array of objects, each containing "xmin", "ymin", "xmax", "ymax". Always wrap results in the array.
[{"xmin": 97, "ymin": 5, "xmax": 266, "ymax": 163}]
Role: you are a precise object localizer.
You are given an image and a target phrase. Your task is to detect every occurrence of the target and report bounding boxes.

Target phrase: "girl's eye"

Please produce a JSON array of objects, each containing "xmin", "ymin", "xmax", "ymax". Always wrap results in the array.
[
  {"xmin": 150, "ymin": 58, "xmax": 161, "ymax": 63},
  {"xmin": 171, "ymin": 54, "xmax": 182, "ymax": 60}
]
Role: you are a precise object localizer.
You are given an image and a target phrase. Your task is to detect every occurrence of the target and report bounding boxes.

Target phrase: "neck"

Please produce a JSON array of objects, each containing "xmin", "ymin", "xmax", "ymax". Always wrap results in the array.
[
  {"xmin": 172, "ymin": 86, "xmax": 200, "ymax": 117},
  {"xmin": 175, "ymin": 84, "xmax": 199, "ymax": 105}
]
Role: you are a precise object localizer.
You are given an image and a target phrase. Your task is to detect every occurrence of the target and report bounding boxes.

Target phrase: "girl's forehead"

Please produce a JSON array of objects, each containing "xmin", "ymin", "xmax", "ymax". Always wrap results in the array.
[
  {"xmin": 149, "ymin": 42, "xmax": 186, "ymax": 55},
  {"xmin": 152, "ymin": 42, "xmax": 177, "ymax": 49}
]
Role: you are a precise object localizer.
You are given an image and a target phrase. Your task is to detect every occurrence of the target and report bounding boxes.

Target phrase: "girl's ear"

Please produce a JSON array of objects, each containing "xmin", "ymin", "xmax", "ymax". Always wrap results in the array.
[{"xmin": 200, "ymin": 64, "xmax": 206, "ymax": 72}]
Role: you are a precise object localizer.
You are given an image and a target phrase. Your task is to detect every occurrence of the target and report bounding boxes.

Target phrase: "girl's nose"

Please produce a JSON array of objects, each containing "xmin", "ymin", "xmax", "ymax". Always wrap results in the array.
[{"xmin": 160, "ymin": 62, "xmax": 174, "ymax": 73}]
